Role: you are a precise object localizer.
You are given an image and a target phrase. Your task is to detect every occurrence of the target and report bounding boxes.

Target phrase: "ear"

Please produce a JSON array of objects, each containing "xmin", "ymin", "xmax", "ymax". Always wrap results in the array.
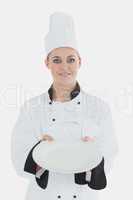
[
  {"xmin": 44, "ymin": 58, "xmax": 50, "ymax": 69},
  {"xmin": 44, "ymin": 58, "xmax": 47, "ymax": 66},
  {"xmin": 78, "ymin": 57, "xmax": 81, "ymax": 68}
]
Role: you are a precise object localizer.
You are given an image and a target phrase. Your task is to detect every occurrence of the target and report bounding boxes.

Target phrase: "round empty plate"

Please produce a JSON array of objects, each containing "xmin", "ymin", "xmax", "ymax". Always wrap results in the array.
[{"xmin": 32, "ymin": 140, "xmax": 102, "ymax": 174}]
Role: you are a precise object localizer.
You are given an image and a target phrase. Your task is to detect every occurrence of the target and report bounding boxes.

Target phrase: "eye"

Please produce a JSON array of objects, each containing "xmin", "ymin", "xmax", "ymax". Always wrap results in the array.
[
  {"xmin": 53, "ymin": 59, "xmax": 61, "ymax": 63},
  {"xmin": 67, "ymin": 58, "xmax": 75, "ymax": 63}
]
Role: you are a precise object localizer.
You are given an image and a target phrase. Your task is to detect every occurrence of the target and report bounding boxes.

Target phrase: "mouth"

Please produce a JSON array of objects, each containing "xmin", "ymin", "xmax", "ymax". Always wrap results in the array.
[{"xmin": 59, "ymin": 73, "xmax": 71, "ymax": 77}]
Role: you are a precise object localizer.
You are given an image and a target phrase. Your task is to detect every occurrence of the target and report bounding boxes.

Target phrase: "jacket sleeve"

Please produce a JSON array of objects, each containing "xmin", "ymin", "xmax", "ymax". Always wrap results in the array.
[
  {"xmin": 75, "ymin": 102, "xmax": 118, "ymax": 190},
  {"xmin": 99, "ymin": 103, "xmax": 119, "ymax": 174},
  {"xmin": 23, "ymin": 140, "xmax": 49, "ymax": 189},
  {"xmin": 11, "ymin": 101, "xmax": 40, "ymax": 179}
]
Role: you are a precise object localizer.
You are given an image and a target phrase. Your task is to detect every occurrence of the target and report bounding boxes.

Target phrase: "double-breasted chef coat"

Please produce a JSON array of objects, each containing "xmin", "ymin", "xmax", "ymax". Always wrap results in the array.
[{"xmin": 11, "ymin": 81, "xmax": 118, "ymax": 200}]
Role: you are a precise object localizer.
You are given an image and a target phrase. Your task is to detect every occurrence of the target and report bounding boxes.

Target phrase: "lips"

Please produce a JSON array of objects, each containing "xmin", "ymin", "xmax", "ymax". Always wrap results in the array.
[{"xmin": 59, "ymin": 73, "xmax": 71, "ymax": 77}]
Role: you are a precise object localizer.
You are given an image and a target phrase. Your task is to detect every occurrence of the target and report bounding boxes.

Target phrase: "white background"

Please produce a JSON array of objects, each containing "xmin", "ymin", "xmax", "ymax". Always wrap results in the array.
[{"xmin": 0, "ymin": 0, "xmax": 132, "ymax": 199}]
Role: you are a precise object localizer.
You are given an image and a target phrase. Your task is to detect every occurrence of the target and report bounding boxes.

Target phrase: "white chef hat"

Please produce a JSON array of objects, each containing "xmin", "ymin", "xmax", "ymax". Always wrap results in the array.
[{"xmin": 44, "ymin": 12, "xmax": 79, "ymax": 56}]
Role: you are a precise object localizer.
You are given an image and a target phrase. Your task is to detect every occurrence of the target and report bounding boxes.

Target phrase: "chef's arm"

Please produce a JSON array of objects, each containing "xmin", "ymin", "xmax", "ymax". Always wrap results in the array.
[
  {"xmin": 87, "ymin": 104, "xmax": 119, "ymax": 190},
  {"xmin": 11, "ymin": 102, "xmax": 41, "ymax": 180},
  {"xmin": 75, "ymin": 104, "xmax": 118, "ymax": 190},
  {"xmin": 99, "ymin": 103, "xmax": 119, "ymax": 175},
  {"xmin": 74, "ymin": 157, "xmax": 107, "ymax": 190},
  {"xmin": 87, "ymin": 157, "xmax": 107, "ymax": 190},
  {"xmin": 23, "ymin": 139, "xmax": 49, "ymax": 189}
]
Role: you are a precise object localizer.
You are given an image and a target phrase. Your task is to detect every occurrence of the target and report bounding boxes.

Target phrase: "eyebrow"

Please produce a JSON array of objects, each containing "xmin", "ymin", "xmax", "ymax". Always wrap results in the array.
[
  {"xmin": 67, "ymin": 55, "xmax": 76, "ymax": 58},
  {"xmin": 51, "ymin": 55, "xmax": 76, "ymax": 59},
  {"xmin": 51, "ymin": 56, "xmax": 60, "ymax": 59}
]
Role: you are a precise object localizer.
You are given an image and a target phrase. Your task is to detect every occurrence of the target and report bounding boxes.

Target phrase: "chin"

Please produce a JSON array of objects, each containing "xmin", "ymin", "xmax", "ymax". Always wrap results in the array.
[{"xmin": 56, "ymin": 78, "xmax": 72, "ymax": 84}]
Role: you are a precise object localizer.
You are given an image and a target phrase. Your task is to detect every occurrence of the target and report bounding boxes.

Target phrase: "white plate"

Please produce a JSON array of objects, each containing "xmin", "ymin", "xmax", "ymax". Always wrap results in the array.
[{"xmin": 32, "ymin": 140, "xmax": 102, "ymax": 174}]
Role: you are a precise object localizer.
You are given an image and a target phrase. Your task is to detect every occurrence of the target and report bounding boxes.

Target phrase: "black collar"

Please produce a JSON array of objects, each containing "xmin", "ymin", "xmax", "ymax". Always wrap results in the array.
[{"xmin": 48, "ymin": 81, "xmax": 80, "ymax": 102}]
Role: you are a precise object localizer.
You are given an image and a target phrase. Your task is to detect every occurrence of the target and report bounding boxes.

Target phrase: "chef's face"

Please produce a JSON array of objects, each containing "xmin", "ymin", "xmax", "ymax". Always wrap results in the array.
[{"xmin": 44, "ymin": 47, "xmax": 81, "ymax": 85}]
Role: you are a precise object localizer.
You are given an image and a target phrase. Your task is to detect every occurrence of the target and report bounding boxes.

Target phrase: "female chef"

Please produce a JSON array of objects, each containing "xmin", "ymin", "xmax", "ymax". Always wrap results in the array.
[{"xmin": 11, "ymin": 12, "xmax": 118, "ymax": 200}]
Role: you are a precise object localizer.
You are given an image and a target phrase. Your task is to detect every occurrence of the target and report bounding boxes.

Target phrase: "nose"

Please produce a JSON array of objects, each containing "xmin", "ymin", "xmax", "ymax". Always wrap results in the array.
[{"xmin": 60, "ymin": 61, "xmax": 69, "ymax": 70}]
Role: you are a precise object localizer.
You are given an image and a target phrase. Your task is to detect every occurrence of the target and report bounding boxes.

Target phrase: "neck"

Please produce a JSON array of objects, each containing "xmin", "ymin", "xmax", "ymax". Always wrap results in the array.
[{"xmin": 52, "ymin": 81, "xmax": 77, "ymax": 102}]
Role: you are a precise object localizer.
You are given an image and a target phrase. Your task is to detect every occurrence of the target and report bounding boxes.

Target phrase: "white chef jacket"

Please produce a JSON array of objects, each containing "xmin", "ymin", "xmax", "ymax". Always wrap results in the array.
[{"xmin": 11, "ymin": 87, "xmax": 118, "ymax": 200}]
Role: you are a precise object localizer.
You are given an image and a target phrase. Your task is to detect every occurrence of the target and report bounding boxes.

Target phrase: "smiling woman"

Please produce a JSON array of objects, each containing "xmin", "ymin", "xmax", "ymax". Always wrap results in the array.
[
  {"xmin": 11, "ymin": 11, "xmax": 118, "ymax": 200},
  {"xmin": 44, "ymin": 47, "xmax": 81, "ymax": 99}
]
